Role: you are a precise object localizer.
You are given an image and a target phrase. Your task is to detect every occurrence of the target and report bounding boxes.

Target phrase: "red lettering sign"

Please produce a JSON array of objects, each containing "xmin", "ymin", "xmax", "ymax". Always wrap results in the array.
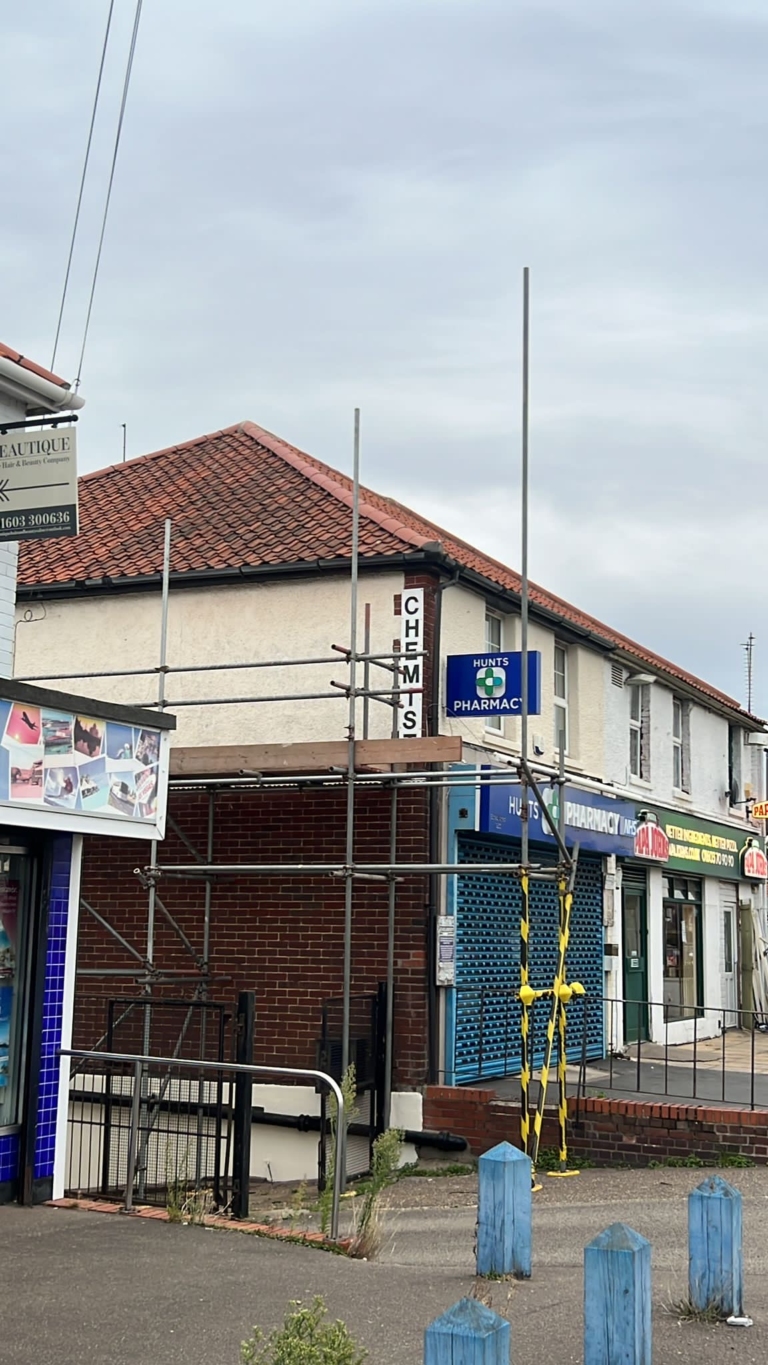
[
  {"xmin": 742, "ymin": 845, "xmax": 768, "ymax": 881},
  {"xmin": 634, "ymin": 820, "xmax": 670, "ymax": 863}
]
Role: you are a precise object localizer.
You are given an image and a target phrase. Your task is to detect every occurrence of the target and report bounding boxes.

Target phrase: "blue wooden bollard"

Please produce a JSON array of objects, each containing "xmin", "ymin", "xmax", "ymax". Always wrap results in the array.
[
  {"xmin": 584, "ymin": 1223, "xmax": 651, "ymax": 1365},
  {"xmin": 476, "ymin": 1141, "xmax": 532, "ymax": 1279},
  {"xmin": 425, "ymin": 1298, "xmax": 510, "ymax": 1364},
  {"xmin": 688, "ymin": 1175, "xmax": 743, "ymax": 1318}
]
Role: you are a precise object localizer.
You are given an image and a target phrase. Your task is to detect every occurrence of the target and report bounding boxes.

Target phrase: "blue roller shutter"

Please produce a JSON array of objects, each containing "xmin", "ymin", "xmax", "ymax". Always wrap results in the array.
[{"xmin": 453, "ymin": 833, "xmax": 604, "ymax": 1084}]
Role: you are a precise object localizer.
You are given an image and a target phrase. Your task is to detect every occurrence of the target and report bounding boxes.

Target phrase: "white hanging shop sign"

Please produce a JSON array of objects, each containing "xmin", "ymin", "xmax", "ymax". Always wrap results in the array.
[{"xmin": 0, "ymin": 425, "xmax": 78, "ymax": 542}]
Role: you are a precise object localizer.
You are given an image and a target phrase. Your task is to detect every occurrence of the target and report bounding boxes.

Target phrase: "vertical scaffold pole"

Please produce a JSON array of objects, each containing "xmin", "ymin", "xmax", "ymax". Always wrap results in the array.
[
  {"xmin": 556, "ymin": 874, "xmax": 569, "ymax": 1171},
  {"xmin": 342, "ymin": 410, "xmax": 360, "ymax": 1078},
  {"xmin": 519, "ymin": 871, "xmax": 531, "ymax": 1157},
  {"xmin": 519, "ymin": 266, "xmax": 531, "ymax": 1158}
]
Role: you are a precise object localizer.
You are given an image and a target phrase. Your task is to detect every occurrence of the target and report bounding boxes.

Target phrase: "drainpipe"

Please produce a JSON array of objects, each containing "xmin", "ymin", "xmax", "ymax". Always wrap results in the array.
[{"xmin": 427, "ymin": 568, "xmax": 460, "ymax": 1083}]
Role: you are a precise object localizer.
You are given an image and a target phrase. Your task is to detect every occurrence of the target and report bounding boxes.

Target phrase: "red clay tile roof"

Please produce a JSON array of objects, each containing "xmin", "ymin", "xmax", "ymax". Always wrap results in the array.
[
  {"xmin": 0, "ymin": 342, "xmax": 69, "ymax": 390},
  {"xmin": 16, "ymin": 420, "xmax": 759, "ymax": 721}
]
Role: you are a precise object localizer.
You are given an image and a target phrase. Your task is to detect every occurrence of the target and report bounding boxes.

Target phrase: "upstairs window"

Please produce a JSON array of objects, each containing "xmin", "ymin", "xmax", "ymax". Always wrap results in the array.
[
  {"xmin": 630, "ymin": 684, "xmax": 650, "ymax": 780},
  {"xmin": 728, "ymin": 725, "xmax": 742, "ymax": 805},
  {"xmin": 484, "ymin": 611, "xmax": 503, "ymax": 732},
  {"xmin": 672, "ymin": 698, "xmax": 689, "ymax": 791}
]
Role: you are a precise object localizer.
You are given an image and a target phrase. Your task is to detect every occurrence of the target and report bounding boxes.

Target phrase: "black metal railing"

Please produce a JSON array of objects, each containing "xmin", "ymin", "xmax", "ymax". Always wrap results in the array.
[
  {"xmin": 575, "ymin": 995, "xmax": 768, "ymax": 1114},
  {"xmin": 62, "ymin": 1049, "xmax": 345, "ymax": 1237}
]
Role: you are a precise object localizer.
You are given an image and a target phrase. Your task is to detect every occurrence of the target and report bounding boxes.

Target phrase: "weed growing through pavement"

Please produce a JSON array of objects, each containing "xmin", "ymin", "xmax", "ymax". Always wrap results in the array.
[
  {"xmin": 348, "ymin": 1127, "xmax": 404, "ymax": 1260},
  {"xmin": 240, "ymin": 1295, "xmax": 366, "ymax": 1364}
]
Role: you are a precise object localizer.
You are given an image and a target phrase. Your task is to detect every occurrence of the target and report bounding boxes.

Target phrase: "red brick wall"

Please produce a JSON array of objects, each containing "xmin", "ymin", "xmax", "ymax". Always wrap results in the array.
[
  {"xmin": 424, "ymin": 1086, "xmax": 560, "ymax": 1153},
  {"xmin": 570, "ymin": 1096, "xmax": 768, "ymax": 1166},
  {"xmin": 424, "ymin": 1086, "xmax": 768, "ymax": 1164},
  {"xmin": 76, "ymin": 784, "xmax": 431, "ymax": 1087}
]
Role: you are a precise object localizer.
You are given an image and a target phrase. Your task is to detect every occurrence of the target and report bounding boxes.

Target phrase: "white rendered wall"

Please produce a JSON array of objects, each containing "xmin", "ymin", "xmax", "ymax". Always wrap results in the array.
[{"xmin": 14, "ymin": 572, "xmax": 404, "ymax": 748}]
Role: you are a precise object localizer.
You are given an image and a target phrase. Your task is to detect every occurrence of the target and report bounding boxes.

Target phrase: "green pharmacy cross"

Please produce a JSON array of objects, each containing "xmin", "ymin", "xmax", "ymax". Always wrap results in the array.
[{"xmin": 476, "ymin": 665, "xmax": 506, "ymax": 699}]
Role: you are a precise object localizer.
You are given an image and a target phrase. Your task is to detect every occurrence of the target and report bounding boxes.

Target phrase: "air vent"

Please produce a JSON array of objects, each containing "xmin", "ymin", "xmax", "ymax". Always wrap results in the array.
[{"xmin": 611, "ymin": 664, "xmax": 624, "ymax": 688}]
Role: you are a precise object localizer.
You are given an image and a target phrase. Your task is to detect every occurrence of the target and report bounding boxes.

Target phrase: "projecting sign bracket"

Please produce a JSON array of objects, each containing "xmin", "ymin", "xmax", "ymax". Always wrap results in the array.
[{"xmin": 0, "ymin": 413, "xmax": 80, "ymax": 435}]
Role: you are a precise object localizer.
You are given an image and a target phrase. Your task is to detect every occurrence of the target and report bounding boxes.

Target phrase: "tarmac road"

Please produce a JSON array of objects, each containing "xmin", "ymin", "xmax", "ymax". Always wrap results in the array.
[{"xmin": 3, "ymin": 1168, "xmax": 768, "ymax": 1363}]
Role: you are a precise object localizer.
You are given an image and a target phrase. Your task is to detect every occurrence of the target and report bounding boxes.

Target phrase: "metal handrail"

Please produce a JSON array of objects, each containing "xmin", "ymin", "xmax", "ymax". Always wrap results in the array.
[{"xmin": 60, "ymin": 1048, "xmax": 345, "ymax": 1240}]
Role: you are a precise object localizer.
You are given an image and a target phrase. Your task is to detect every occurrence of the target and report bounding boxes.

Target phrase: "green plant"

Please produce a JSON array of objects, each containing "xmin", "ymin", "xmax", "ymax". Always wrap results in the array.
[
  {"xmin": 241, "ymin": 1296, "xmax": 366, "ymax": 1364},
  {"xmin": 165, "ymin": 1142, "xmax": 191, "ymax": 1222},
  {"xmin": 318, "ymin": 1065, "xmax": 358, "ymax": 1236},
  {"xmin": 349, "ymin": 1127, "xmax": 403, "ymax": 1260},
  {"xmin": 534, "ymin": 1147, "xmax": 560, "ymax": 1172},
  {"xmin": 719, "ymin": 1152, "xmax": 754, "ymax": 1168},
  {"xmin": 648, "ymin": 1154, "xmax": 704, "ymax": 1169},
  {"xmin": 289, "ymin": 1180, "xmax": 310, "ymax": 1231},
  {"xmin": 397, "ymin": 1161, "xmax": 477, "ymax": 1179},
  {"xmin": 663, "ymin": 1293, "xmax": 723, "ymax": 1324}
]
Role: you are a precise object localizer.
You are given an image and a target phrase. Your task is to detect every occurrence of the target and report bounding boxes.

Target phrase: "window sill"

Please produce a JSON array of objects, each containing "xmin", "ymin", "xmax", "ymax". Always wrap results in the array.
[
  {"xmin": 672, "ymin": 788, "xmax": 692, "ymax": 802},
  {"xmin": 629, "ymin": 776, "xmax": 653, "ymax": 790}
]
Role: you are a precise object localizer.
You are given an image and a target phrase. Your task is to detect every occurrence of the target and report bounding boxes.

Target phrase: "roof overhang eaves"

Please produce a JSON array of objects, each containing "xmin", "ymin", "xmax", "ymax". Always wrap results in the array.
[
  {"xmin": 15, "ymin": 550, "xmax": 432, "ymax": 601},
  {"xmin": 611, "ymin": 648, "xmax": 767, "ymax": 729}
]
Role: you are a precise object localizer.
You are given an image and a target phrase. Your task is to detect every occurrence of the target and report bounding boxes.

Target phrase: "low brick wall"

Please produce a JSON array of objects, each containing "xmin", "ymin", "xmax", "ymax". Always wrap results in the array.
[
  {"xmin": 571, "ymin": 1096, "xmax": 768, "ymax": 1166},
  {"xmin": 424, "ymin": 1086, "xmax": 768, "ymax": 1166},
  {"xmin": 424, "ymin": 1086, "xmax": 559, "ymax": 1154}
]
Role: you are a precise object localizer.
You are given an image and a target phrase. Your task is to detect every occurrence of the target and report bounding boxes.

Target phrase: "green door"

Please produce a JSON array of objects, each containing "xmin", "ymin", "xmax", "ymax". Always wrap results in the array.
[{"xmin": 623, "ymin": 887, "xmax": 649, "ymax": 1042}]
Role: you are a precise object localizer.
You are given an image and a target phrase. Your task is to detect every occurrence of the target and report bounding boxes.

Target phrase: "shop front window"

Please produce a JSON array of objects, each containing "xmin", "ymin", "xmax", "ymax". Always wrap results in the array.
[
  {"xmin": 663, "ymin": 875, "xmax": 703, "ymax": 1022},
  {"xmin": 0, "ymin": 848, "xmax": 32, "ymax": 1130}
]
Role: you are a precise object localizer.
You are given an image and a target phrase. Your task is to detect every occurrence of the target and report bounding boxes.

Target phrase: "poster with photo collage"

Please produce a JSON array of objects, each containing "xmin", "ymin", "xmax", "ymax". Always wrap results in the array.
[{"xmin": 0, "ymin": 701, "xmax": 162, "ymax": 824}]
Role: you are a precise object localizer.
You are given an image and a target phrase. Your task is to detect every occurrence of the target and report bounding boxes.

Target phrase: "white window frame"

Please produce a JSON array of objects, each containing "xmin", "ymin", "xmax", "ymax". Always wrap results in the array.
[
  {"xmin": 673, "ymin": 698, "xmax": 684, "ymax": 790},
  {"xmin": 553, "ymin": 643, "xmax": 568, "ymax": 756},
  {"xmin": 629, "ymin": 684, "xmax": 643, "ymax": 778},
  {"xmin": 484, "ymin": 611, "xmax": 503, "ymax": 732}
]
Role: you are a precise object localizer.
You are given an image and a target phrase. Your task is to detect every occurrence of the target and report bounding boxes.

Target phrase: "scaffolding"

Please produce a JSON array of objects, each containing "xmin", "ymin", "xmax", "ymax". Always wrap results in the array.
[{"xmin": 20, "ymin": 278, "xmax": 580, "ymax": 1173}]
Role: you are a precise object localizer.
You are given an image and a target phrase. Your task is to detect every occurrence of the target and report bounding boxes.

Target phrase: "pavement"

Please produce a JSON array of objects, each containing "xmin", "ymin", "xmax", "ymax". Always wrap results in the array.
[
  {"xmin": 489, "ymin": 1028, "xmax": 768, "ymax": 1109},
  {"xmin": 4, "ymin": 1168, "xmax": 768, "ymax": 1363}
]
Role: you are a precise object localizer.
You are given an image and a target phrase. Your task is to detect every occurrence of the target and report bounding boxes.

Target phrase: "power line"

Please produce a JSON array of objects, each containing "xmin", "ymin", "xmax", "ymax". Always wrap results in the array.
[
  {"xmin": 51, "ymin": 0, "xmax": 116, "ymax": 374},
  {"xmin": 74, "ymin": 0, "xmax": 144, "ymax": 390}
]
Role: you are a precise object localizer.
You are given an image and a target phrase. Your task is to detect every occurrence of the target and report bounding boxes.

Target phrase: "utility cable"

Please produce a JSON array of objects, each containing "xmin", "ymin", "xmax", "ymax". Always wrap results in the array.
[
  {"xmin": 74, "ymin": 0, "xmax": 144, "ymax": 389},
  {"xmin": 51, "ymin": 0, "xmax": 116, "ymax": 374}
]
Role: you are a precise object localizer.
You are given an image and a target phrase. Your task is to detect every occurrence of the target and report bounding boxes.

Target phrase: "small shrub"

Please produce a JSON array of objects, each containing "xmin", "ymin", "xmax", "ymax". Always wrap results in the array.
[{"xmin": 241, "ymin": 1296, "xmax": 366, "ymax": 1364}]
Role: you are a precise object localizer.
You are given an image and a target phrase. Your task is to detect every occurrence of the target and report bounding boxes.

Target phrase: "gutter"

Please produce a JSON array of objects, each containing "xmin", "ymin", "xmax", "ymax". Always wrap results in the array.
[{"xmin": 0, "ymin": 355, "xmax": 84, "ymax": 416}]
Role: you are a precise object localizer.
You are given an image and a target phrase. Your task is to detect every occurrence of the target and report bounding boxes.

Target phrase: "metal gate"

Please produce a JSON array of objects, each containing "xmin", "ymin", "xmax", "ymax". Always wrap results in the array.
[
  {"xmin": 317, "ymin": 987, "xmax": 387, "ymax": 1183},
  {"xmin": 453, "ymin": 834, "xmax": 604, "ymax": 1083},
  {"xmin": 67, "ymin": 998, "xmax": 233, "ymax": 1207}
]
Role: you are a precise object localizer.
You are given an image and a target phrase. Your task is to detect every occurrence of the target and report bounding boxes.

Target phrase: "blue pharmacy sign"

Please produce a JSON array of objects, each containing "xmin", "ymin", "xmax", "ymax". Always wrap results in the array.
[
  {"xmin": 480, "ymin": 779, "xmax": 638, "ymax": 856},
  {"xmin": 446, "ymin": 651, "xmax": 542, "ymax": 718}
]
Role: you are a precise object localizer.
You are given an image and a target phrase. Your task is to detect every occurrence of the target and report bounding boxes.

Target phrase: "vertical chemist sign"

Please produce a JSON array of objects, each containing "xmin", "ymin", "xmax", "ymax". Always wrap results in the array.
[
  {"xmin": 0, "ymin": 425, "xmax": 78, "ymax": 542},
  {"xmin": 397, "ymin": 587, "xmax": 424, "ymax": 737}
]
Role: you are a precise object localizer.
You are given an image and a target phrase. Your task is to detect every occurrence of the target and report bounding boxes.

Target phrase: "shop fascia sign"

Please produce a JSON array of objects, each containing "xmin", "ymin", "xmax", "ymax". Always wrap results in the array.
[
  {"xmin": 446, "ymin": 651, "xmax": 542, "ymax": 717},
  {"xmin": 633, "ymin": 807, "xmax": 767, "ymax": 882},
  {"xmin": 480, "ymin": 778, "xmax": 638, "ymax": 856},
  {"xmin": 0, "ymin": 426, "xmax": 78, "ymax": 542},
  {"xmin": 0, "ymin": 693, "xmax": 171, "ymax": 840}
]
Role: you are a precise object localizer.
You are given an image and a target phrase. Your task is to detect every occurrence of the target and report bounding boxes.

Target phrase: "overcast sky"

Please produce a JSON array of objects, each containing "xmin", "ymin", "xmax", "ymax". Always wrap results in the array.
[{"xmin": 3, "ymin": 1, "xmax": 767, "ymax": 710}]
